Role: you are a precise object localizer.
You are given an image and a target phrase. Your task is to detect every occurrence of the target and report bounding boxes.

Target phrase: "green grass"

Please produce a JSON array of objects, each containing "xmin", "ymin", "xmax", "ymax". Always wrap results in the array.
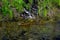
[{"xmin": 1, "ymin": 0, "xmax": 60, "ymax": 19}]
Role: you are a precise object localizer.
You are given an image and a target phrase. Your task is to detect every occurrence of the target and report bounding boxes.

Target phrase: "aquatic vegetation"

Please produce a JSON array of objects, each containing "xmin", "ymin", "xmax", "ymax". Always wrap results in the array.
[
  {"xmin": 0, "ymin": 0, "xmax": 60, "ymax": 40},
  {"xmin": 2, "ymin": 0, "xmax": 13, "ymax": 19},
  {"xmin": 2, "ymin": 0, "xmax": 28, "ymax": 19},
  {"xmin": 38, "ymin": 0, "xmax": 60, "ymax": 17},
  {"xmin": 1, "ymin": 0, "xmax": 60, "ymax": 20}
]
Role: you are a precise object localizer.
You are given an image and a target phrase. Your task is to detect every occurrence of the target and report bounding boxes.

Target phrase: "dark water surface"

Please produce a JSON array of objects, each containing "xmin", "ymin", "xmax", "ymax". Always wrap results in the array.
[{"xmin": 0, "ymin": 19, "xmax": 60, "ymax": 40}]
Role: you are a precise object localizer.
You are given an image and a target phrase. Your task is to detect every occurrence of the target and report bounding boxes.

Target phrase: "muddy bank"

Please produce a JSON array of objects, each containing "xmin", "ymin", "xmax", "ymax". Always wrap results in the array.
[{"xmin": 0, "ymin": 17, "xmax": 60, "ymax": 40}]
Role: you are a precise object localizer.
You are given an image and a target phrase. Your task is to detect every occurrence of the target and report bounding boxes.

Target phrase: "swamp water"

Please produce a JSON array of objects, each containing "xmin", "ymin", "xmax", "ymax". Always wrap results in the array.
[{"xmin": 0, "ymin": 18, "xmax": 60, "ymax": 40}]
